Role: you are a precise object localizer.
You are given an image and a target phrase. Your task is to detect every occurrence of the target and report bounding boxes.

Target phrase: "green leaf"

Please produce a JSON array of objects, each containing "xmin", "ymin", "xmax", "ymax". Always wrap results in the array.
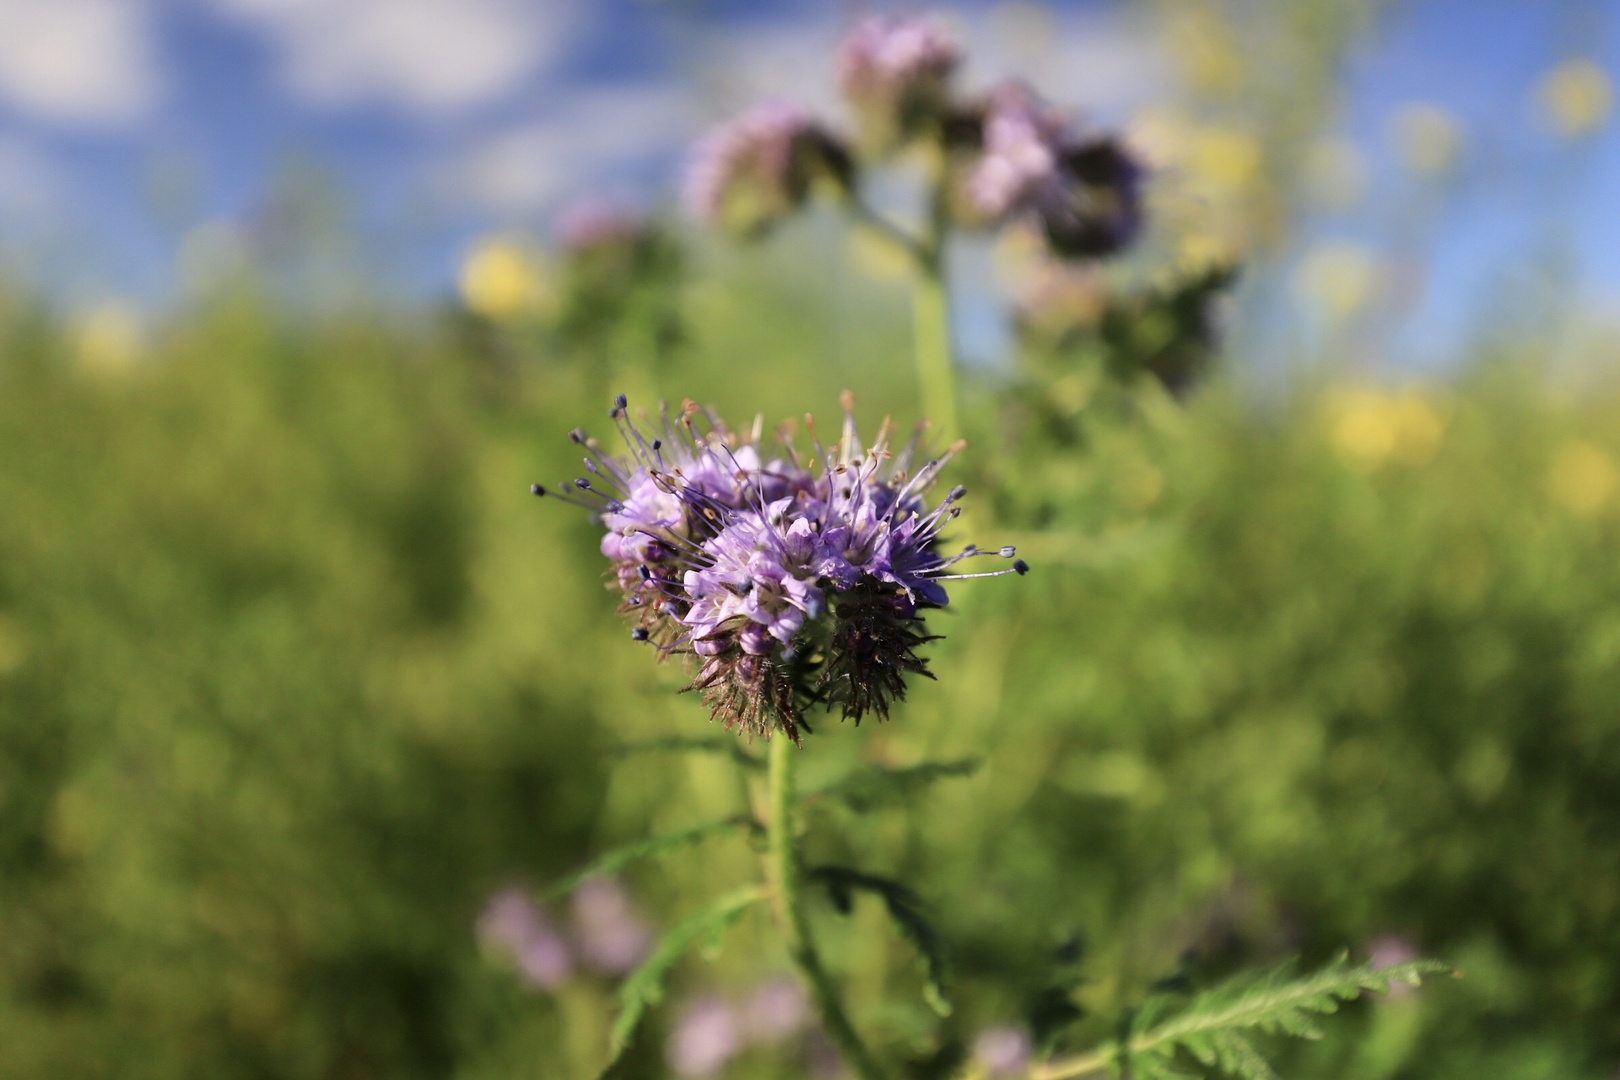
[
  {"xmin": 1037, "ymin": 954, "xmax": 1455, "ymax": 1080},
  {"xmin": 808, "ymin": 865, "xmax": 952, "ymax": 1016},
  {"xmin": 542, "ymin": 816, "xmax": 757, "ymax": 901},
  {"xmin": 810, "ymin": 758, "xmax": 980, "ymax": 812},
  {"xmin": 603, "ymin": 886, "xmax": 766, "ymax": 1071},
  {"xmin": 609, "ymin": 735, "xmax": 765, "ymax": 771}
]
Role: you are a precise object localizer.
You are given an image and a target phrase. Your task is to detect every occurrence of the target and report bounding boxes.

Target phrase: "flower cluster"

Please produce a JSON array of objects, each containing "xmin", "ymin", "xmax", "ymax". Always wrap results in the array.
[
  {"xmin": 682, "ymin": 99, "xmax": 853, "ymax": 236},
  {"xmin": 967, "ymin": 82, "xmax": 1144, "ymax": 258},
  {"xmin": 476, "ymin": 878, "xmax": 652, "ymax": 991},
  {"xmin": 836, "ymin": 14, "xmax": 962, "ymax": 152},
  {"xmin": 536, "ymin": 394, "xmax": 1025, "ymax": 742},
  {"xmin": 680, "ymin": 13, "xmax": 1143, "ymax": 265}
]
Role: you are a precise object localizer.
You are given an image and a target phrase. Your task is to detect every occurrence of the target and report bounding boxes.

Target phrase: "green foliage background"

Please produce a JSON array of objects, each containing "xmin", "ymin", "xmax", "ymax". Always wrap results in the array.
[{"xmin": 0, "ymin": 238, "xmax": 1617, "ymax": 1080}]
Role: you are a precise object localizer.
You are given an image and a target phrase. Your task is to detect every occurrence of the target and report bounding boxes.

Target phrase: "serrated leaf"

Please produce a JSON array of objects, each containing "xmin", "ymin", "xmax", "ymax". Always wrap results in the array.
[
  {"xmin": 602, "ymin": 886, "xmax": 766, "ymax": 1071},
  {"xmin": 810, "ymin": 758, "xmax": 980, "ymax": 812},
  {"xmin": 609, "ymin": 735, "xmax": 765, "ymax": 771},
  {"xmin": 1035, "ymin": 954, "xmax": 1454, "ymax": 1080},
  {"xmin": 808, "ymin": 865, "xmax": 952, "ymax": 1015},
  {"xmin": 543, "ymin": 816, "xmax": 756, "ymax": 901}
]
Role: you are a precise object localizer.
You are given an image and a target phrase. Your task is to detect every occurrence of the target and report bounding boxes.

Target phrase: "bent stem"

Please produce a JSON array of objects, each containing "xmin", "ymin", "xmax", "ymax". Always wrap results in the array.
[{"xmin": 767, "ymin": 735, "xmax": 888, "ymax": 1080}]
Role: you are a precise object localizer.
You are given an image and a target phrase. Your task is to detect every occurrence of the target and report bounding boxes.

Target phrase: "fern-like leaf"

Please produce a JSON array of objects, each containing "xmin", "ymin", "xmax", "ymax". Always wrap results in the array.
[
  {"xmin": 602, "ymin": 886, "xmax": 766, "ymax": 1072},
  {"xmin": 542, "ymin": 816, "xmax": 757, "ymax": 901},
  {"xmin": 809, "ymin": 758, "xmax": 980, "ymax": 812},
  {"xmin": 808, "ymin": 865, "xmax": 952, "ymax": 1015},
  {"xmin": 1037, "ymin": 954, "xmax": 1454, "ymax": 1080}
]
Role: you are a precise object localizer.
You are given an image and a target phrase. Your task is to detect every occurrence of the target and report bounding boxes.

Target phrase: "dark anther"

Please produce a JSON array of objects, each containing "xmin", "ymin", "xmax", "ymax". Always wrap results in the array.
[
  {"xmin": 530, "ymin": 483, "xmax": 546, "ymax": 497},
  {"xmin": 948, "ymin": 485, "xmax": 966, "ymax": 500},
  {"xmin": 1013, "ymin": 559, "xmax": 1030, "ymax": 575},
  {"xmin": 1000, "ymin": 546, "xmax": 1017, "ymax": 558},
  {"xmin": 638, "ymin": 565, "xmax": 652, "ymax": 580},
  {"xmin": 631, "ymin": 628, "xmax": 650, "ymax": 642},
  {"xmin": 651, "ymin": 439, "xmax": 662, "ymax": 451},
  {"xmin": 614, "ymin": 393, "xmax": 629, "ymax": 410},
  {"xmin": 568, "ymin": 428, "xmax": 587, "ymax": 444},
  {"xmin": 574, "ymin": 478, "xmax": 591, "ymax": 490}
]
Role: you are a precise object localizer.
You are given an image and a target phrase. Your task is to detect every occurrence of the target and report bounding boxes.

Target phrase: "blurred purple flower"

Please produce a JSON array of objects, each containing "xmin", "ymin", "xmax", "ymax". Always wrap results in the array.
[
  {"xmin": 837, "ymin": 14, "xmax": 960, "ymax": 150},
  {"xmin": 742, "ymin": 976, "xmax": 809, "ymax": 1043},
  {"xmin": 682, "ymin": 99, "xmax": 851, "ymax": 235},
  {"xmin": 967, "ymin": 82, "xmax": 1143, "ymax": 258},
  {"xmin": 1368, "ymin": 934, "xmax": 1420, "ymax": 999},
  {"xmin": 974, "ymin": 1025, "xmax": 1034, "ymax": 1077},
  {"xmin": 554, "ymin": 196, "xmax": 645, "ymax": 253},
  {"xmin": 476, "ymin": 887, "xmax": 572, "ymax": 990},
  {"xmin": 571, "ymin": 876, "xmax": 653, "ymax": 975},
  {"xmin": 667, "ymin": 995, "xmax": 742, "ymax": 1078}
]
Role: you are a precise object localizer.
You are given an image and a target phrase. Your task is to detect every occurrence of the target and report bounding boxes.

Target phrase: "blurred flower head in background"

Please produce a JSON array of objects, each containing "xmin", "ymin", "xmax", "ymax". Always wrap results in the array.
[
  {"xmin": 974, "ymin": 1024, "xmax": 1034, "ymax": 1077},
  {"xmin": 837, "ymin": 13, "xmax": 962, "ymax": 153},
  {"xmin": 682, "ymin": 100, "xmax": 852, "ymax": 236},
  {"xmin": 476, "ymin": 888, "xmax": 572, "ymax": 990},
  {"xmin": 570, "ymin": 876, "xmax": 653, "ymax": 975}
]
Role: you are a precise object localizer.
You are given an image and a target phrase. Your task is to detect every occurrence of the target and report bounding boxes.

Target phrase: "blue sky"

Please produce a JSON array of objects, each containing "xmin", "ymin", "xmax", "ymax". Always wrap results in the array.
[{"xmin": 0, "ymin": 0, "xmax": 1614, "ymax": 367}]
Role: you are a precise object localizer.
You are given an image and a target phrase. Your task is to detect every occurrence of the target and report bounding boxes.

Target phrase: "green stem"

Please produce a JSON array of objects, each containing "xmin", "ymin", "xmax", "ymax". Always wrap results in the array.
[
  {"xmin": 912, "ymin": 254, "xmax": 957, "ymax": 443},
  {"xmin": 767, "ymin": 736, "xmax": 887, "ymax": 1080},
  {"xmin": 912, "ymin": 140, "xmax": 958, "ymax": 442}
]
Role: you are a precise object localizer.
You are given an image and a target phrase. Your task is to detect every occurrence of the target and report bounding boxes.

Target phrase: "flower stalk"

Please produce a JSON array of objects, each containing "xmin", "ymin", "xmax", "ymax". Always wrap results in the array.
[{"xmin": 767, "ymin": 735, "xmax": 888, "ymax": 1080}]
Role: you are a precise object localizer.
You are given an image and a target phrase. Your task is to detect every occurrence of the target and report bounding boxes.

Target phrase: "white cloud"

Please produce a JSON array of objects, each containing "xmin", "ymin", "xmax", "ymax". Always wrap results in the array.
[
  {"xmin": 206, "ymin": 0, "xmax": 575, "ymax": 116},
  {"xmin": 0, "ymin": 0, "xmax": 160, "ymax": 127},
  {"xmin": 450, "ymin": 84, "xmax": 693, "ymax": 215}
]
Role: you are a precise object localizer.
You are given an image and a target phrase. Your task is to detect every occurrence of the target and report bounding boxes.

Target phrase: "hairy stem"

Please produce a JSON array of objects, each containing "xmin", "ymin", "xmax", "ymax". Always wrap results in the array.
[{"xmin": 768, "ymin": 736, "xmax": 887, "ymax": 1080}]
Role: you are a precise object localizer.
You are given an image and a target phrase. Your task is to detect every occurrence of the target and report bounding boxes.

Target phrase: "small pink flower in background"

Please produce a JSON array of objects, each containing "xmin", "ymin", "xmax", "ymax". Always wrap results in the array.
[
  {"xmin": 572, "ymin": 876, "xmax": 653, "ymax": 975},
  {"xmin": 966, "ymin": 83, "xmax": 1067, "ymax": 219},
  {"xmin": 667, "ymin": 995, "xmax": 742, "ymax": 1078},
  {"xmin": 1368, "ymin": 934, "xmax": 1420, "ymax": 999},
  {"xmin": 836, "ymin": 14, "xmax": 960, "ymax": 98},
  {"xmin": 476, "ymin": 887, "xmax": 572, "ymax": 990},
  {"xmin": 682, "ymin": 99, "xmax": 815, "ymax": 230},
  {"xmin": 554, "ymin": 196, "xmax": 644, "ymax": 253},
  {"xmin": 742, "ymin": 976, "xmax": 809, "ymax": 1043},
  {"xmin": 837, "ymin": 14, "xmax": 960, "ymax": 150},
  {"xmin": 974, "ymin": 1024, "xmax": 1034, "ymax": 1077}
]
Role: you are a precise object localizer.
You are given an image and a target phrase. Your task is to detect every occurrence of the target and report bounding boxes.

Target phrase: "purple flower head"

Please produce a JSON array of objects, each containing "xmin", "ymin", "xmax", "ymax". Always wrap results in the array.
[
  {"xmin": 571, "ymin": 876, "xmax": 653, "ymax": 975},
  {"xmin": 554, "ymin": 196, "xmax": 646, "ymax": 254},
  {"xmin": 476, "ymin": 887, "xmax": 572, "ymax": 990},
  {"xmin": 683, "ymin": 99, "xmax": 854, "ymax": 235},
  {"xmin": 1368, "ymin": 934, "xmax": 1420, "ymax": 999},
  {"xmin": 974, "ymin": 1025, "xmax": 1034, "ymax": 1077},
  {"xmin": 837, "ymin": 14, "xmax": 961, "ymax": 152},
  {"xmin": 967, "ymin": 82, "xmax": 1144, "ymax": 259},
  {"xmin": 742, "ymin": 976, "xmax": 810, "ymax": 1043},
  {"xmin": 667, "ymin": 995, "xmax": 742, "ymax": 1078},
  {"xmin": 536, "ymin": 393, "xmax": 1027, "ymax": 742}
]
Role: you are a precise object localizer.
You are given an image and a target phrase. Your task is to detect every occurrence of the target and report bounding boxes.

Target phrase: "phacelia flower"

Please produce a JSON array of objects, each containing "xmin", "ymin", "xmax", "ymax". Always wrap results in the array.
[
  {"xmin": 476, "ymin": 888, "xmax": 572, "ymax": 990},
  {"xmin": 837, "ymin": 14, "xmax": 962, "ymax": 152},
  {"xmin": 974, "ymin": 1025, "xmax": 1034, "ymax": 1077},
  {"xmin": 683, "ymin": 99, "xmax": 854, "ymax": 236},
  {"xmin": 554, "ymin": 195, "xmax": 647, "ymax": 254},
  {"xmin": 571, "ymin": 876, "xmax": 653, "ymax": 975},
  {"xmin": 966, "ymin": 82, "xmax": 1144, "ymax": 259},
  {"xmin": 535, "ymin": 393, "xmax": 1026, "ymax": 743}
]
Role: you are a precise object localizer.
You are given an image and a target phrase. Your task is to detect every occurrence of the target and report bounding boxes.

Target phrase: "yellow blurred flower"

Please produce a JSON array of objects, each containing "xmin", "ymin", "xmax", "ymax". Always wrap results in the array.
[
  {"xmin": 1538, "ymin": 59, "xmax": 1613, "ymax": 138},
  {"xmin": 1188, "ymin": 127, "xmax": 1262, "ymax": 196},
  {"xmin": 1391, "ymin": 103, "xmax": 1464, "ymax": 176},
  {"xmin": 458, "ymin": 236, "xmax": 552, "ymax": 322},
  {"xmin": 1297, "ymin": 242, "xmax": 1377, "ymax": 323},
  {"xmin": 76, "ymin": 300, "xmax": 143, "ymax": 374},
  {"xmin": 1547, "ymin": 441, "xmax": 1618, "ymax": 516},
  {"xmin": 1127, "ymin": 105, "xmax": 1193, "ymax": 171},
  {"xmin": 1327, "ymin": 388, "xmax": 1447, "ymax": 470}
]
